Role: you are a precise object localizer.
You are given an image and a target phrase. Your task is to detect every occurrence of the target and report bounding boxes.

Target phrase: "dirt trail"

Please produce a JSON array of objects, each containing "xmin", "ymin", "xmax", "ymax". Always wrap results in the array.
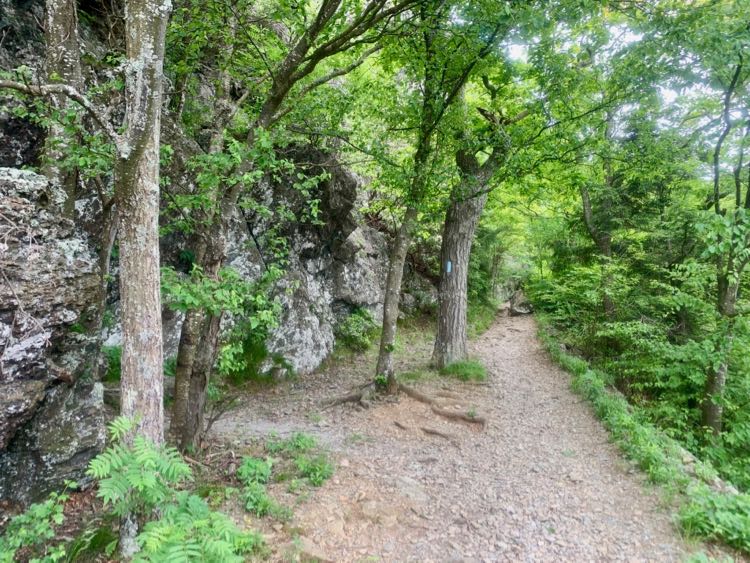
[{"xmin": 213, "ymin": 315, "xmax": 695, "ymax": 562}]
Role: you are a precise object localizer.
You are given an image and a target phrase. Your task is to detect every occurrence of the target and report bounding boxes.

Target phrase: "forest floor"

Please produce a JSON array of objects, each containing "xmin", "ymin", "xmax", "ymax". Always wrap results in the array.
[{"xmin": 209, "ymin": 313, "xmax": 732, "ymax": 562}]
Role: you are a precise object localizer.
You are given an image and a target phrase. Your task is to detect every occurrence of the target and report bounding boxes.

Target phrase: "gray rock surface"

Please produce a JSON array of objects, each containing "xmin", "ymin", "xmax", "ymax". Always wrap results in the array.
[
  {"xmin": 0, "ymin": 167, "xmax": 105, "ymax": 504},
  {"xmin": 510, "ymin": 289, "xmax": 533, "ymax": 316}
]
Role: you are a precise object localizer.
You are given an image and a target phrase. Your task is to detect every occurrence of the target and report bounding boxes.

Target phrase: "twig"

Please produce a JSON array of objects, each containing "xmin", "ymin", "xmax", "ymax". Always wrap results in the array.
[{"xmin": 183, "ymin": 455, "xmax": 210, "ymax": 469}]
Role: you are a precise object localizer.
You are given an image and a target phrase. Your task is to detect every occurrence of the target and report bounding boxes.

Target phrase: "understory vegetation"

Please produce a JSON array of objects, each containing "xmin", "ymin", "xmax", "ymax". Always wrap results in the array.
[
  {"xmin": 0, "ymin": 422, "xmax": 335, "ymax": 561},
  {"xmin": 538, "ymin": 320, "xmax": 750, "ymax": 551}
]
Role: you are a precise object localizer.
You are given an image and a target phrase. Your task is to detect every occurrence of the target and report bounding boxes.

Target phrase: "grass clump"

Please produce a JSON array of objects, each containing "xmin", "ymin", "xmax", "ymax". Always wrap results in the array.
[
  {"xmin": 294, "ymin": 454, "xmax": 333, "ymax": 487},
  {"xmin": 398, "ymin": 368, "xmax": 437, "ymax": 383},
  {"xmin": 266, "ymin": 432, "xmax": 316, "ymax": 455},
  {"xmin": 266, "ymin": 433, "xmax": 333, "ymax": 487},
  {"xmin": 439, "ymin": 359, "xmax": 487, "ymax": 382}
]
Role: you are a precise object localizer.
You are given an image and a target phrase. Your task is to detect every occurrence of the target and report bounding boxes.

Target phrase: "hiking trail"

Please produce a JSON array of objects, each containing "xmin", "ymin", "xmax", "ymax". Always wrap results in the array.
[{"xmin": 213, "ymin": 315, "xmax": 709, "ymax": 562}]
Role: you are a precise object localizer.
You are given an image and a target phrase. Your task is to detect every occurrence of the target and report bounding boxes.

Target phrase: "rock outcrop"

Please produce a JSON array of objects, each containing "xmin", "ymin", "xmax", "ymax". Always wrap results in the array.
[
  {"xmin": 226, "ymin": 149, "xmax": 391, "ymax": 375},
  {"xmin": 510, "ymin": 290, "xmax": 533, "ymax": 316},
  {"xmin": 0, "ymin": 167, "xmax": 105, "ymax": 504}
]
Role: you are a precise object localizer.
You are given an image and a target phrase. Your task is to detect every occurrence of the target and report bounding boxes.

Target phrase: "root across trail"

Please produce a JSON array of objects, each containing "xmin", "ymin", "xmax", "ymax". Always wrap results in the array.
[
  {"xmin": 326, "ymin": 381, "xmax": 486, "ymax": 426},
  {"xmin": 211, "ymin": 315, "xmax": 733, "ymax": 562}
]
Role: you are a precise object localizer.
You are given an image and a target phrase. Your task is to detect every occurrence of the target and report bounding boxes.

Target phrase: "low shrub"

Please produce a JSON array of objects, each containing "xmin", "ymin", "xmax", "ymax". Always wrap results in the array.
[
  {"xmin": 237, "ymin": 457, "xmax": 273, "ymax": 486},
  {"xmin": 335, "ymin": 308, "xmax": 378, "ymax": 352}
]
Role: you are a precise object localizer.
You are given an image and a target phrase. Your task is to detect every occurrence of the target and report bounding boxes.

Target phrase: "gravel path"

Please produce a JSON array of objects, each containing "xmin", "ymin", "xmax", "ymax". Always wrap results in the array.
[{"xmin": 214, "ymin": 315, "xmax": 695, "ymax": 561}]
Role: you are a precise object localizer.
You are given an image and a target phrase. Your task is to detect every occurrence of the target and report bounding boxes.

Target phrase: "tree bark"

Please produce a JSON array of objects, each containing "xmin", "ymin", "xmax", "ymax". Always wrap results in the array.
[
  {"xmin": 114, "ymin": 1, "xmax": 171, "ymax": 556},
  {"xmin": 114, "ymin": 91, "xmax": 165, "ymax": 448},
  {"xmin": 171, "ymin": 111, "xmax": 227, "ymax": 448},
  {"xmin": 431, "ymin": 134, "xmax": 509, "ymax": 369},
  {"xmin": 116, "ymin": 0, "xmax": 170, "ymax": 445},
  {"xmin": 174, "ymin": 232, "xmax": 225, "ymax": 450},
  {"xmin": 376, "ymin": 206, "xmax": 418, "ymax": 391},
  {"xmin": 432, "ymin": 190, "xmax": 489, "ymax": 369},
  {"xmin": 43, "ymin": 0, "xmax": 83, "ymax": 218},
  {"xmin": 702, "ymin": 276, "xmax": 738, "ymax": 435}
]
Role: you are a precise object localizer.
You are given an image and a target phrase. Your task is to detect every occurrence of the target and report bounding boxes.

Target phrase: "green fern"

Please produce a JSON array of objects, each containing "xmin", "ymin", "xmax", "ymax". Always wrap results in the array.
[
  {"xmin": 135, "ymin": 492, "xmax": 264, "ymax": 562},
  {"xmin": 84, "ymin": 417, "xmax": 264, "ymax": 560},
  {"xmin": 87, "ymin": 423, "xmax": 192, "ymax": 518}
]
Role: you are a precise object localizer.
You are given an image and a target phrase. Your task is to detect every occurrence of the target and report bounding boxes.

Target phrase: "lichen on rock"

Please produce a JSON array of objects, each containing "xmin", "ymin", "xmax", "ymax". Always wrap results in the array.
[{"xmin": 0, "ymin": 167, "xmax": 105, "ymax": 504}]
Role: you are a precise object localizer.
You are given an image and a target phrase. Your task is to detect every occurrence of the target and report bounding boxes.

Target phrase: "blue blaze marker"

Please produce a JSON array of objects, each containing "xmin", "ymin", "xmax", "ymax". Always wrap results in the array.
[{"xmin": 446, "ymin": 260, "xmax": 452, "ymax": 274}]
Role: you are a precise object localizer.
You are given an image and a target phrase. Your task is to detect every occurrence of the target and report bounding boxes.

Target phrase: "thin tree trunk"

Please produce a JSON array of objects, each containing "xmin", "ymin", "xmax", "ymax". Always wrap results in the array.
[
  {"xmin": 171, "ymin": 128, "xmax": 228, "ymax": 449},
  {"xmin": 376, "ymin": 206, "xmax": 418, "ymax": 391},
  {"xmin": 170, "ymin": 307, "xmax": 203, "ymax": 442},
  {"xmin": 433, "ymin": 191, "xmax": 489, "ymax": 369},
  {"xmin": 183, "ymin": 312, "xmax": 221, "ymax": 448},
  {"xmin": 702, "ymin": 277, "xmax": 738, "ymax": 435},
  {"xmin": 43, "ymin": 0, "xmax": 83, "ymax": 218},
  {"xmin": 116, "ymin": 0, "xmax": 170, "ymax": 445},
  {"xmin": 580, "ymin": 185, "xmax": 616, "ymax": 320}
]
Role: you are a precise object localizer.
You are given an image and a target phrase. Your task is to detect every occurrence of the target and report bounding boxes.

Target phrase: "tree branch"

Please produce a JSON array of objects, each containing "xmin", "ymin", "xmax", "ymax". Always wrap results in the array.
[
  {"xmin": 0, "ymin": 80, "xmax": 124, "ymax": 152},
  {"xmin": 713, "ymin": 56, "xmax": 743, "ymax": 215},
  {"xmin": 270, "ymin": 45, "xmax": 382, "ymax": 125}
]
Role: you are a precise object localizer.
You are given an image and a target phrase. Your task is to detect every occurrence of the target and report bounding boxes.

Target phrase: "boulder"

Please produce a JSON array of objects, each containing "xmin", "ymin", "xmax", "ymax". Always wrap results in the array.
[
  {"xmin": 509, "ymin": 290, "xmax": 533, "ymax": 316},
  {"xmin": 0, "ymin": 167, "xmax": 105, "ymax": 504}
]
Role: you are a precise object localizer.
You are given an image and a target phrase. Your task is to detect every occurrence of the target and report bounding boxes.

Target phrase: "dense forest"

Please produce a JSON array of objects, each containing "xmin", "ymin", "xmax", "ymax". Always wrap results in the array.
[{"xmin": 1, "ymin": 0, "xmax": 749, "ymax": 560}]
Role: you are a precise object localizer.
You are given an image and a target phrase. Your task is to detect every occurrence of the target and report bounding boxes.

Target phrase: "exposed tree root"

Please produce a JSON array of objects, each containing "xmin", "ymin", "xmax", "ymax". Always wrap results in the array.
[
  {"xmin": 435, "ymin": 390, "xmax": 463, "ymax": 400},
  {"xmin": 399, "ymin": 384, "xmax": 486, "ymax": 426},
  {"xmin": 323, "ymin": 382, "xmax": 377, "ymax": 409},
  {"xmin": 325, "ymin": 382, "xmax": 487, "ymax": 426},
  {"xmin": 420, "ymin": 426, "xmax": 457, "ymax": 442}
]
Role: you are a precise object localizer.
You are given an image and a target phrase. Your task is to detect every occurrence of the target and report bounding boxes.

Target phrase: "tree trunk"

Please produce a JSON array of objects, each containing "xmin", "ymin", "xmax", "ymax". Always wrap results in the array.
[
  {"xmin": 116, "ymin": 0, "xmax": 170, "ymax": 444},
  {"xmin": 170, "ymin": 306, "xmax": 203, "ymax": 443},
  {"xmin": 702, "ymin": 276, "xmax": 738, "ymax": 435},
  {"xmin": 376, "ymin": 206, "xmax": 418, "ymax": 391},
  {"xmin": 432, "ymin": 191, "xmax": 489, "ymax": 369},
  {"xmin": 115, "ymin": 0, "xmax": 170, "ymax": 556},
  {"xmin": 183, "ymin": 312, "xmax": 221, "ymax": 449},
  {"xmin": 171, "ymin": 197, "xmax": 227, "ymax": 450},
  {"xmin": 580, "ymin": 185, "xmax": 616, "ymax": 320},
  {"xmin": 43, "ymin": 0, "xmax": 83, "ymax": 217}
]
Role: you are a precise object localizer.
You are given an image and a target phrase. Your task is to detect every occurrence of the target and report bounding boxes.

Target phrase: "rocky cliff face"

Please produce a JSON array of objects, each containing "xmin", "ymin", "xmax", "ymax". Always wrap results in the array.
[
  {"xmin": 0, "ymin": 168, "xmax": 105, "ymax": 504},
  {"xmin": 226, "ymin": 148, "xmax": 390, "ymax": 374}
]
